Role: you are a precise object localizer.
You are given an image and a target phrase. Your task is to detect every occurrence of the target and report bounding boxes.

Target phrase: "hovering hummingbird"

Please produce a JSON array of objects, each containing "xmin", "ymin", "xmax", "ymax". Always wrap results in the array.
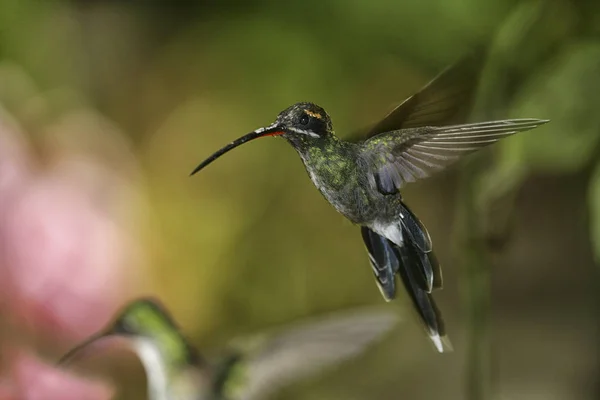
[
  {"xmin": 190, "ymin": 49, "xmax": 549, "ymax": 352},
  {"xmin": 58, "ymin": 297, "xmax": 399, "ymax": 400}
]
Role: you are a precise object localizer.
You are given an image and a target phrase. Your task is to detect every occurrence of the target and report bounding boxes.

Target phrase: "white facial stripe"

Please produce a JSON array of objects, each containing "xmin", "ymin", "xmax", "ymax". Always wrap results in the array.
[
  {"xmin": 287, "ymin": 126, "xmax": 320, "ymax": 138},
  {"xmin": 253, "ymin": 122, "xmax": 279, "ymax": 134}
]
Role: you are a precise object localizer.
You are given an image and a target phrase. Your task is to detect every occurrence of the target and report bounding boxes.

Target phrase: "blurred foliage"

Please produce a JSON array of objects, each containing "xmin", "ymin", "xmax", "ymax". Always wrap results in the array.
[
  {"xmin": 590, "ymin": 164, "xmax": 600, "ymax": 262},
  {"xmin": 1, "ymin": 0, "xmax": 600, "ymax": 399}
]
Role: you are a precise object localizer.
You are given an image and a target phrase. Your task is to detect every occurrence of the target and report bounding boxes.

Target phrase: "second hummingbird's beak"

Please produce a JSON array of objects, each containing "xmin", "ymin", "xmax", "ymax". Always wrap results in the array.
[
  {"xmin": 57, "ymin": 330, "xmax": 127, "ymax": 367},
  {"xmin": 190, "ymin": 123, "xmax": 284, "ymax": 176}
]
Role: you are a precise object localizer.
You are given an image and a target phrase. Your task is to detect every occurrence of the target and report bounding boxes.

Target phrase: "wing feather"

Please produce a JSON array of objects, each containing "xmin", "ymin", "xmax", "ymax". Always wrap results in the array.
[
  {"xmin": 365, "ymin": 119, "xmax": 549, "ymax": 193},
  {"xmin": 235, "ymin": 309, "xmax": 399, "ymax": 400},
  {"xmin": 347, "ymin": 47, "xmax": 487, "ymax": 142}
]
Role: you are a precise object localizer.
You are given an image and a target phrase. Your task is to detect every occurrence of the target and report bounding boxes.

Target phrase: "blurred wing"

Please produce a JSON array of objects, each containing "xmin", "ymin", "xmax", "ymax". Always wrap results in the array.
[
  {"xmin": 236, "ymin": 309, "xmax": 399, "ymax": 400},
  {"xmin": 363, "ymin": 119, "xmax": 549, "ymax": 193},
  {"xmin": 347, "ymin": 48, "xmax": 487, "ymax": 142}
]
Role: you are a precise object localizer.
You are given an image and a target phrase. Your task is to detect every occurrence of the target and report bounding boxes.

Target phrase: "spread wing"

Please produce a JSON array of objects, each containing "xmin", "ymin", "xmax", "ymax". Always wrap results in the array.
[
  {"xmin": 362, "ymin": 119, "xmax": 550, "ymax": 193},
  {"xmin": 231, "ymin": 309, "xmax": 399, "ymax": 400},
  {"xmin": 347, "ymin": 47, "xmax": 487, "ymax": 142}
]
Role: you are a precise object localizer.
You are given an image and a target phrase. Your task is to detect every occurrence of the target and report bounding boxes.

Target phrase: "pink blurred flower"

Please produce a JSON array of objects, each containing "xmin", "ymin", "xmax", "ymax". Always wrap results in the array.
[
  {"xmin": 1, "ymin": 173, "xmax": 130, "ymax": 338},
  {"xmin": 0, "ymin": 109, "xmax": 145, "ymax": 398},
  {"xmin": 0, "ymin": 351, "xmax": 114, "ymax": 400}
]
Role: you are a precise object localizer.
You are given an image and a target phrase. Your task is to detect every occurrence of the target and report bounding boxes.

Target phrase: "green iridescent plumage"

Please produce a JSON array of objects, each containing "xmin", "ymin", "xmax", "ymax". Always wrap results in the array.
[{"xmin": 57, "ymin": 297, "xmax": 399, "ymax": 400}]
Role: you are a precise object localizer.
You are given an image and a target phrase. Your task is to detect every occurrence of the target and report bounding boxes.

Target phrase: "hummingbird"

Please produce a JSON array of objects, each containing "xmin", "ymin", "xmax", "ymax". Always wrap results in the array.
[
  {"xmin": 190, "ymin": 49, "xmax": 549, "ymax": 352},
  {"xmin": 58, "ymin": 297, "xmax": 399, "ymax": 400}
]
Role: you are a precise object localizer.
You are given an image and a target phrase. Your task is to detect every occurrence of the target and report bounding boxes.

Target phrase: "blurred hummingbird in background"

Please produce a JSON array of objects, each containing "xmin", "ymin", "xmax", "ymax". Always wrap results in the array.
[
  {"xmin": 190, "ymin": 49, "xmax": 549, "ymax": 352},
  {"xmin": 58, "ymin": 297, "xmax": 399, "ymax": 400}
]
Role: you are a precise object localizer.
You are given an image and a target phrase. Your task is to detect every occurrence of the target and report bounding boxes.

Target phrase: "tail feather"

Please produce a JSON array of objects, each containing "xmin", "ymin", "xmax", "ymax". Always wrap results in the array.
[
  {"xmin": 361, "ymin": 211, "xmax": 450, "ymax": 351},
  {"xmin": 428, "ymin": 251, "xmax": 443, "ymax": 290},
  {"xmin": 361, "ymin": 227, "xmax": 398, "ymax": 301},
  {"xmin": 398, "ymin": 201, "xmax": 442, "ymax": 292},
  {"xmin": 395, "ymin": 237, "xmax": 451, "ymax": 352}
]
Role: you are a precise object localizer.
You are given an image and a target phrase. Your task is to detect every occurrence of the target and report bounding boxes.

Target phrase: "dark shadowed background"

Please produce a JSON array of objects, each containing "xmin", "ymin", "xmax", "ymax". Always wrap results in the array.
[{"xmin": 0, "ymin": 0, "xmax": 599, "ymax": 399}]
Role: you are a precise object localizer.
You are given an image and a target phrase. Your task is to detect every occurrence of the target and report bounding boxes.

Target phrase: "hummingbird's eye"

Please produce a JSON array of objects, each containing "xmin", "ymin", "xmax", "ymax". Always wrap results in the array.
[{"xmin": 299, "ymin": 114, "xmax": 310, "ymax": 125}]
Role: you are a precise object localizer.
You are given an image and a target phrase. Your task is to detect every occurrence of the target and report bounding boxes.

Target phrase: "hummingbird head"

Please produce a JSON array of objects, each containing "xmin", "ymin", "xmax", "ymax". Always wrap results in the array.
[
  {"xmin": 58, "ymin": 297, "xmax": 203, "ymax": 368},
  {"xmin": 111, "ymin": 297, "xmax": 204, "ymax": 367},
  {"xmin": 58, "ymin": 298, "xmax": 207, "ymax": 400},
  {"xmin": 190, "ymin": 102, "xmax": 334, "ymax": 175},
  {"xmin": 275, "ymin": 102, "xmax": 333, "ymax": 141},
  {"xmin": 112, "ymin": 297, "xmax": 174, "ymax": 337}
]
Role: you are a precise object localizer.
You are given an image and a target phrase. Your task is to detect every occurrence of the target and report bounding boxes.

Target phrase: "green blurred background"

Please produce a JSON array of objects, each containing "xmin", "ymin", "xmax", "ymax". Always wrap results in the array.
[{"xmin": 1, "ymin": 0, "xmax": 600, "ymax": 399}]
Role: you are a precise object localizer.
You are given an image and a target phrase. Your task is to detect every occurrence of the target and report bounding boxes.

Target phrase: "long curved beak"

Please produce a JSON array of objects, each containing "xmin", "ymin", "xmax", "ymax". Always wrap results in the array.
[
  {"xmin": 58, "ymin": 330, "xmax": 121, "ymax": 367},
  {"xmin": 190, "ymin": 123, "xmax": 284, "ymax": 176}
]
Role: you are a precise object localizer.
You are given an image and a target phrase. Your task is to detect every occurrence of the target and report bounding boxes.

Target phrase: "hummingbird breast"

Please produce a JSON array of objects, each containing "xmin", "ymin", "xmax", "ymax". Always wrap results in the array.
[{"xmin": 293, "ymin": 140, "xmax": 399, "ymax": 225}]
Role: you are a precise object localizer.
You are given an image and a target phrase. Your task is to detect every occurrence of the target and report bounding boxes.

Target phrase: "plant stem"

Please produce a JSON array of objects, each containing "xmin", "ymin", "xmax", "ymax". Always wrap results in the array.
[{"xmin": 457, "ymin": 160, "xmax": 492, "ymax": 400}]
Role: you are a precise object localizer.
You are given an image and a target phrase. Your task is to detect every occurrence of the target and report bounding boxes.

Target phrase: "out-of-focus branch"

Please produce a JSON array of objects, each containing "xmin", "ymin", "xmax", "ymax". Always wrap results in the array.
[
  {"xmin": 453, "ymin": 3, "xmax": 554, "ymax": 396},
  {"xmin": 456, "ymin": 157, "xmax": 491, "ymax": 400},
  {"xmin": 456, "ymin": 150, "xmax": 527, "ymax": 400}
]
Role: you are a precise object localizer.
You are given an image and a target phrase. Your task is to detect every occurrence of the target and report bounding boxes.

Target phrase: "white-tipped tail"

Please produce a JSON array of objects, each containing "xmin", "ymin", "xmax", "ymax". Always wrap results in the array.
[{"xmin": 431, "ymin": 333, "xmax": 453, "ymax": 353}]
